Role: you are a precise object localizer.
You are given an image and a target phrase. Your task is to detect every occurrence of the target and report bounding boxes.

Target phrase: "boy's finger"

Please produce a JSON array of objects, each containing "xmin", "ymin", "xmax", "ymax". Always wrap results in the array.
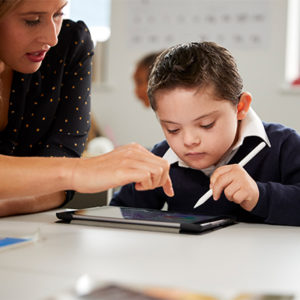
[
  {"xmin": 212, "ymin": 173, "xmax": 234, "ymax": 200},
  {"xmin": 223, "ymin": 181, "xmax": 242, "ymax": 202},
  {"xmin": 210, "ymin": 165, "xmax": 235, "ymax": 186}
]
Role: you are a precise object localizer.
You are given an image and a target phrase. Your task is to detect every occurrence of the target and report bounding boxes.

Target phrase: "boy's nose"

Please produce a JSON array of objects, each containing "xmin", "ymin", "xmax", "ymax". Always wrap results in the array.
[{"xmin": 183, "ymin": 130, "xmax": 201, "ymax": 147}]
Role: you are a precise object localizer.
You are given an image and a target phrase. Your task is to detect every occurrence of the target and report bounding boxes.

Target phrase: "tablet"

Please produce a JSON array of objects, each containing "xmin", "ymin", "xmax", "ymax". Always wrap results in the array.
[{"xmin": 56, "ymin": 206, "xmax": 236, "ymax": 234}]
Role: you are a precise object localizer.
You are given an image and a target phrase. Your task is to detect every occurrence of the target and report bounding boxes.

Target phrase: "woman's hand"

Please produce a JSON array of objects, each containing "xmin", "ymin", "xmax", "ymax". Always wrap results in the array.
[
  {"xmin": 210, "ymin": 164, "xmax": 259, "ymax": 211},
  {"xmin": 70, "ymin": 143, "xmax": 174, "ymax": 197}
]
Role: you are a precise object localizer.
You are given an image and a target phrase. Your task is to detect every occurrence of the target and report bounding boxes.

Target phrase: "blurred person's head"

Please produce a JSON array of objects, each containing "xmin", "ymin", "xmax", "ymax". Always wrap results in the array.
[{"xmin": 133, "ymin": 51, "xmax": 161, "ymax": 108}]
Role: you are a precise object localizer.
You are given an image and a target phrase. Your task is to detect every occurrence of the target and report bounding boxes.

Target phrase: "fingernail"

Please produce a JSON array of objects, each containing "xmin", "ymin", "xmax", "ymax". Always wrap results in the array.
[{"xmin": 169, "ymin": 186, "xmax": 174, "ymax": 197}]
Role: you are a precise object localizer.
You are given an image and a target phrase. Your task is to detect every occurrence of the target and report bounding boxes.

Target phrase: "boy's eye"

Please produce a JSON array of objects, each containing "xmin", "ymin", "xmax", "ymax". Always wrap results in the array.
[
  {"xmin": 167, "ymin": 129, "xmax": 179, "ymax": 134},
  {"xmin": 200, "ymin": 122, "xmax": 215, "ymax": 129}
]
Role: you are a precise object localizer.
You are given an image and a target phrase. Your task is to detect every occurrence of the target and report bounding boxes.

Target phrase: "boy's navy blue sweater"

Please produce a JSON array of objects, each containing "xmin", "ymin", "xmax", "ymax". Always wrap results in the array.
[{"xmin": 110, "ymin": 122, "xmax": 300, "ymax": 226}]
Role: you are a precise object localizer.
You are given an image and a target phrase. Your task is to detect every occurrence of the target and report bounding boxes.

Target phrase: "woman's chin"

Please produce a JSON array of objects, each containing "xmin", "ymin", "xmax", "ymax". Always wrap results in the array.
[{"xmin": 15, "ymin": 62, "xmax": 42, "ymax": 74}]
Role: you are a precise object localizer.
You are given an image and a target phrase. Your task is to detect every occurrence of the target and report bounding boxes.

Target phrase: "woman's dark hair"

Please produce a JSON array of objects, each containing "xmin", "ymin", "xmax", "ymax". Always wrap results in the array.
[{"xmin": 148, "ymin": 41, "xmax": 243, "ymax": 111}]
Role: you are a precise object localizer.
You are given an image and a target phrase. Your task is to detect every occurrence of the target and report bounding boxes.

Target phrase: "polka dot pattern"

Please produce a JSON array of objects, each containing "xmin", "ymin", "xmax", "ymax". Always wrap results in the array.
[{"xmin": 0, "ymin": 20, "xmax": 94, "ymax": 159}]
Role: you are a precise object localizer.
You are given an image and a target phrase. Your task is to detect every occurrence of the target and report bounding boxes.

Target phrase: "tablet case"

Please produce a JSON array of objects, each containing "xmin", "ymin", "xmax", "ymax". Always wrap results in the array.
[{"xmin": 56, "ymin": 206, "xmax": 236, "ymax": 234}]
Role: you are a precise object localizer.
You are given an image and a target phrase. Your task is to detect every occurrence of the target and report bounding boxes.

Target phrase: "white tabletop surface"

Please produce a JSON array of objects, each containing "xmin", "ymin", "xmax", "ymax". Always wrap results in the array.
[{"xmin": 1, "ymin": 209, "xmax": 300, "ymax": 299}]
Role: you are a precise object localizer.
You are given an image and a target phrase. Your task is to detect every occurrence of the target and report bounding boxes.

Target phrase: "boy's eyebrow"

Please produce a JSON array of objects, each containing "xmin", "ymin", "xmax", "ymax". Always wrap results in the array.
[{"xmin": 160, "ymin": 111, "xmax": 218, "ymax": 125}]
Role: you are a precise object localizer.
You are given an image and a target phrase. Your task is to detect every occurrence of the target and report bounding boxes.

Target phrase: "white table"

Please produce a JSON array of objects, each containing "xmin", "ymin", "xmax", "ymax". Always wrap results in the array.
[{"xmin": 1, "ymin": 210, "xmax": 300, "ymax": 299}]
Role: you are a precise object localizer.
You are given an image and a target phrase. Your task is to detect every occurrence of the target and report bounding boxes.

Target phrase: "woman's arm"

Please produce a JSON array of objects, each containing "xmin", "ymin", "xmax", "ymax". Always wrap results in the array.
[
  {"xmin": 0, "ymin": 144, "xmax": 174, "ymax": 216},
  {"xmin": 0, "ymin": 192, "xmax": 65, "ymax": 217}
]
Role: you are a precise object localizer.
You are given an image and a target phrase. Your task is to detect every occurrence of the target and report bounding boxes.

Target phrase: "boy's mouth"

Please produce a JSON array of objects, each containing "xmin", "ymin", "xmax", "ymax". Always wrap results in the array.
[{"xmin": 185, "ymin": 152, "xmax": 206, "ymax": 160}]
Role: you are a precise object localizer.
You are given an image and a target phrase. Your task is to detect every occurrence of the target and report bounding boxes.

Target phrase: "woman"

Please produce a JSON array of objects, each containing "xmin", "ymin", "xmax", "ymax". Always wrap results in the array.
[{"xmin": 0, "ymin": 0, "xmax": 173, "ymax": 217}]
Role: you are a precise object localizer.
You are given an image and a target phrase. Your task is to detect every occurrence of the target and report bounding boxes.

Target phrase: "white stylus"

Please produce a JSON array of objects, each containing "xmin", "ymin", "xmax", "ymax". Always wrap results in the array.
[{"xmin": 193, "ymin": 141, "xmax": 266, "ymax": 209}]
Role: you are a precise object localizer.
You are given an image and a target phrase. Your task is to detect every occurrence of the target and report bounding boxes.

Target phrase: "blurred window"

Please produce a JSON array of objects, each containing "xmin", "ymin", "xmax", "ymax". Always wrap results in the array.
[
  {"xmin": 65, "ymin": 0, "xmax": 111, "ymax": 43},
  {"xmin": 286, "ymin": 0, "xmax": 300, "ymax": 85}
]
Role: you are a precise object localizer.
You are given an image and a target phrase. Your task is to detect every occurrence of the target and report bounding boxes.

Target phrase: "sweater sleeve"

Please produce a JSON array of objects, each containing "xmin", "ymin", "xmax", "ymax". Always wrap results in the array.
[{"xmin": 251, "ymin": 129, "xmax": 300, "ymax": 225}]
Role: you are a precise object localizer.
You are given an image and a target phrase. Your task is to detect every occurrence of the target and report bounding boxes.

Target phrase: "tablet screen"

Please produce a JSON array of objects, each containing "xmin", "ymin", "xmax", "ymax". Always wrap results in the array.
[{"xmin": 74, "ymin": 206, "xmax": 218, "ymax": 224}]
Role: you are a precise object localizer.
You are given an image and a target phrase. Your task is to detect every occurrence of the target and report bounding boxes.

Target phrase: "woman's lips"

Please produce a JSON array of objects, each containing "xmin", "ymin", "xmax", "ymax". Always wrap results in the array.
[{"xmin": 26, "ymin": 50, "xmax": 47, "ymax": 63}]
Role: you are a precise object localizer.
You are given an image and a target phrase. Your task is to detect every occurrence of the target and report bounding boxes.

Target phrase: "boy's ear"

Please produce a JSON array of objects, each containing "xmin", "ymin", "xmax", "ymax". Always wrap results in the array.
[{"xmin": 237, "ymin": 92, "xmax": 252, "ymax": 120}]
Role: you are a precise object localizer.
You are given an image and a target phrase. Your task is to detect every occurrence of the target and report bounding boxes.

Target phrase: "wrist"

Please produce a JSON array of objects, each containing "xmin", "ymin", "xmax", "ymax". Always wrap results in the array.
[{"xmin": 55, "ymin": 157, "xmax": 81, "ymax": 191}]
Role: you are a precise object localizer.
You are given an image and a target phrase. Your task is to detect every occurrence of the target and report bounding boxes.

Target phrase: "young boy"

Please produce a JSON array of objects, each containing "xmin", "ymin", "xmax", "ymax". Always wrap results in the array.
[{"xmin": 110, "ymin": 41, "xmax": 300, "ymax": 226}]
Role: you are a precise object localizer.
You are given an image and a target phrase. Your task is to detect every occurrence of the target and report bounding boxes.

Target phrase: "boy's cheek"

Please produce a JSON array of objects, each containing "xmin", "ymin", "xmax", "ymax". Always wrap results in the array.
[{"xmin": 165, "ymin": 136, "xmax": 178, "ymax": 148}]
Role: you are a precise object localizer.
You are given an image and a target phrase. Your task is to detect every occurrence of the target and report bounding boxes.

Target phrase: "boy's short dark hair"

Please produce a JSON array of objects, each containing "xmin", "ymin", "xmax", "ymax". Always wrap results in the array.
[{"xmin": 147, "ymin": 41, "xmax": 243, "ymax": 111}]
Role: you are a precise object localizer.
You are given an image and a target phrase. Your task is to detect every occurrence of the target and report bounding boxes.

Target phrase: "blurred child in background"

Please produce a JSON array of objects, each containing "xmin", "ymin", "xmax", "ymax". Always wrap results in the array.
[{"xmin": 133, "ymin": 51, "xmax": 161, "ymax": 108}]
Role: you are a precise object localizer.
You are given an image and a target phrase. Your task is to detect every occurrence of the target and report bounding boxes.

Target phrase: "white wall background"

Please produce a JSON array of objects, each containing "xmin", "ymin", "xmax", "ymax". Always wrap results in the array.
[{"xmin": 91, "ymin": 0, "xmax": 300, "ymax": 149}]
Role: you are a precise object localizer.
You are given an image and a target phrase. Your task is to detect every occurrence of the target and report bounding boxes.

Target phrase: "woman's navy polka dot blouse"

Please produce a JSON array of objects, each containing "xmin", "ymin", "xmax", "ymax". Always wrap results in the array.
[{"xmin": 0, "ymin": 20, "xmax": 94, "ymax": 158}]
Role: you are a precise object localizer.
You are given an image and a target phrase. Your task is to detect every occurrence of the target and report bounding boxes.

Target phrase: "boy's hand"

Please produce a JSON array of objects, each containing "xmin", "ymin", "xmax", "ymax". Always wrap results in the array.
[{"xmin": 210, "ymin": 164, "xmax": 259, "ymax": 211}]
